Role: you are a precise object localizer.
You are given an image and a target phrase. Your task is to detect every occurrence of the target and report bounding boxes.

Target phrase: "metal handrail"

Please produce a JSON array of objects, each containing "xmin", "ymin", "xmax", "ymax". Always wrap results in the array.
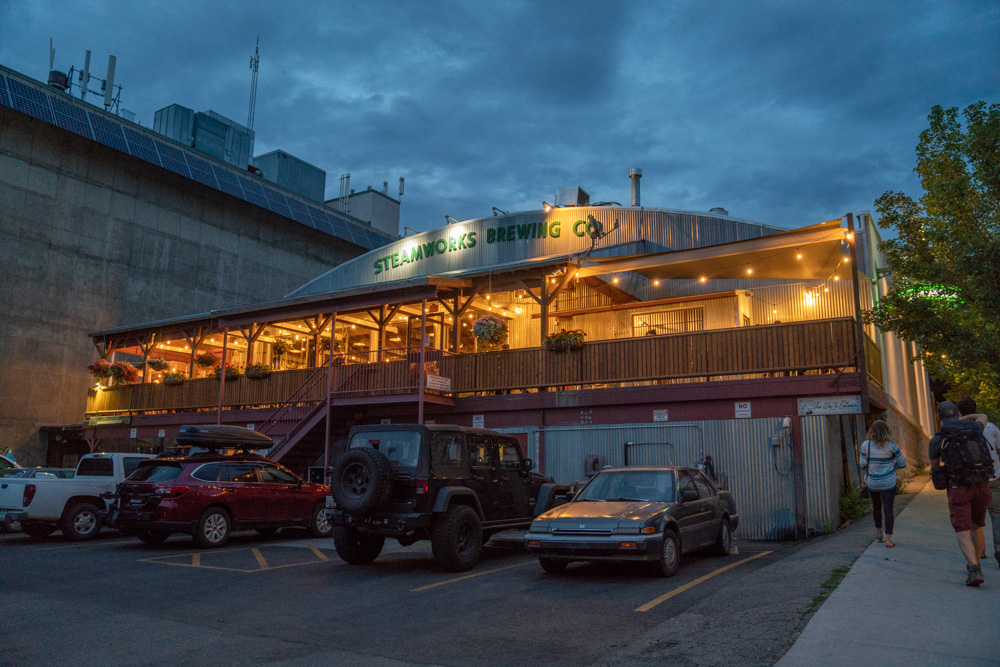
[{"xmin": 258, "ymin": 364, "xmax": 328, "ymax": 438}]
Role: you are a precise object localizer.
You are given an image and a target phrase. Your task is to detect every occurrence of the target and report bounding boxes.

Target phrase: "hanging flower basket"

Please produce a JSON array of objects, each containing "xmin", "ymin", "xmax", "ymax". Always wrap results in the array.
[
  {"xmin": 162, "ymin": 371, "xmax": 186, "ymax": 386},
  {"xmin": 543, "ymin": 329, "xmax": 586, "ymax": 353},
  {"xmin": 473, "ymin": 314, "xmax": 508, "ymax": 348},
  {"xmin": 271, "ymin": 338, "xmax": 292, "ymax": 356},
  {"xmin": 108, "ymin": 361, "xmax": 140, "ymax": 385},
  {"xmin": 87, "ymin": 359, "xmax": 111, "ymax": 379},
  {"xmin": 245, "ymin": 363, "xmax": 271, "ymax": 380},
  {"xmin": 195, "ymin": 351, "xmax": 220, "ymax": 368},
  {"xmin": 145, "ymin": 357, "xmax": 170, "ymax": 372},
  {"xmin": 214, "ymin": 364, "xmax": 242, "ymax": 381}
]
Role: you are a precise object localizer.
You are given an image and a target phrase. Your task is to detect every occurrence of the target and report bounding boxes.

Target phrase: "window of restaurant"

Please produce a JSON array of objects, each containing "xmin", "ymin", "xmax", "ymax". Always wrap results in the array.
[{"xmin": 633, "ymin": 307, "xmax": 705, "ymax": 336}]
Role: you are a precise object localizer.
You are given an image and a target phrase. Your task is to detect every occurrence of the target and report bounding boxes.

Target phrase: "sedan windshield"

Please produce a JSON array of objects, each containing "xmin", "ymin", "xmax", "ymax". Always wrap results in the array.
[{"xmin": 576, "ymin": 470, "xmax": 676, "ymax": 503}]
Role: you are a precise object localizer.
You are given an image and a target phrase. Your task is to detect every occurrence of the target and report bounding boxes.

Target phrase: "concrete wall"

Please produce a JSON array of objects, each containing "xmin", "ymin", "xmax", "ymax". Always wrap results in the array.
[{"xmin": 0, "ymin": 106, "xmax": 364, "ymax": 465}]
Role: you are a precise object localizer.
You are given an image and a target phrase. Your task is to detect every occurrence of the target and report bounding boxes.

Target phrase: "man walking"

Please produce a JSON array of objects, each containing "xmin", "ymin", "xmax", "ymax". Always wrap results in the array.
[
  {"xmin": 957, "ymin": 397, "xmax": 1000, "ymax": 568},
  {"xmin": 929, "ymin": 401, "xmax": 993, "ymax": 586}
]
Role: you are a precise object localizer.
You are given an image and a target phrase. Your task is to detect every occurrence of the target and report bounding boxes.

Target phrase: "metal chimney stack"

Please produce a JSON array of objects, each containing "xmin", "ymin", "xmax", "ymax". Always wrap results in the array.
[{"xmin": 629, "ymin": 168, "xmax": 642, "ymax": 206}]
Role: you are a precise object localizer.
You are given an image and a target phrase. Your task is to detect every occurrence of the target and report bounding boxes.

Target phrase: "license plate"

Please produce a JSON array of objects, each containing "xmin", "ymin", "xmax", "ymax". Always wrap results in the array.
[{"xmin": 325, "ymin": 495, "xmax": 335, "ymax": 509}]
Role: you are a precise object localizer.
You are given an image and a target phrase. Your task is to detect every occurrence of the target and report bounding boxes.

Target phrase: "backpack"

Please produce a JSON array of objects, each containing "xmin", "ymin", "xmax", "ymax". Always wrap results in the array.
[{"xmin": 939, "ymin": 425, "xmax": 996, "ymax": 486}]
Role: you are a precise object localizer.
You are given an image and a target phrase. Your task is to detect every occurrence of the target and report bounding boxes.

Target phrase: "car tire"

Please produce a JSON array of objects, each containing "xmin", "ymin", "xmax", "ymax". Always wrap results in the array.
[
  {"xmin": 0, "ymin": 519, "xmax": 22, "ymax": 533},
  {"xmin": 539, "ymin": 557, "xmax": 568, "ymax": 574},
  {"xmin": 137, "ymin": 530, "xmax": 170, "ymax": 545},
  {"xmin": 330, "ymin": 448, "xmax": 393, "ymax": 515},
  {"xmin": 431, "ymin": 505, "xmax": 482, "ymax": 572},
  {"xmin": 308, "ymin": 503, "xmax": 333, "ymax": 538},
  {"xmin": 60, "ymin": 502, "xmax": 101, "ymax": 541},
  {"xmin": 650, "ymin": 529, "xmax": 681, "ymax": 578},
  {"xmin": 21, "ymin": 521, "xmax": 56, "ymax": 539},
  {"xmin": 194, "ymin": 507, "xmax": 231, "ymax": 548},
  {"xmin": 712, "ymin": 517, "xmax": 732, "ymax": 556},
  {"xmin": 332, "ymin": 526, "xmax": 385, "ymax": 564}
]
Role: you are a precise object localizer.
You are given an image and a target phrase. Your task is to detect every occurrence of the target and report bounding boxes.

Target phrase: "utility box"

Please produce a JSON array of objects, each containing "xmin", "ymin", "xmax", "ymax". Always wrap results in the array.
[
  {"xmin": 584, "ymin": 455, "xmax": 607, "ymax": 477},
  {"xmin": 255, "ymin": 149, "xmax": 326, "ymax": 202},
  {"xmin": 556, "ymin": 186, "xmax": 590, "ymax": 207}
]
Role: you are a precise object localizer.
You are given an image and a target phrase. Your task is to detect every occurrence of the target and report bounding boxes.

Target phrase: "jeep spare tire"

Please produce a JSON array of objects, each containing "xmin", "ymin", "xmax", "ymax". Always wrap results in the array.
[{"xmin": 331, "ymin": 447, "xmax": 393, "ymax": 514}]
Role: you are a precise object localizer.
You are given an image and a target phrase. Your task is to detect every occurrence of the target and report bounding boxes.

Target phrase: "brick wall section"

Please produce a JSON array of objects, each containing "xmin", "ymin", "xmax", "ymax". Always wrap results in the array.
[{"xmin": 0, "ymin": 106, "xmax": 367, "ymax": 464}]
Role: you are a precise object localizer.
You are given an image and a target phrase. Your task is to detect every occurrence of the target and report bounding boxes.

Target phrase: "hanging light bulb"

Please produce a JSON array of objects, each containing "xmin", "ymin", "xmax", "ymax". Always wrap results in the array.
[
  {"xmin": 700, "ymin": 277, "xmax": 706, "ymax": 283},
  {"xmin": 654, "ymin": 280, "xmax": 660, "ymax": 286}
]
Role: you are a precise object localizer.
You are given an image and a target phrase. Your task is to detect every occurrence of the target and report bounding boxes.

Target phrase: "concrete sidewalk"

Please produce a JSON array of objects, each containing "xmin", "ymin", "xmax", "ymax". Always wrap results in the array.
[{"xmin": 778, "ymin": 483, "xmax": 999, "ymax": 666}]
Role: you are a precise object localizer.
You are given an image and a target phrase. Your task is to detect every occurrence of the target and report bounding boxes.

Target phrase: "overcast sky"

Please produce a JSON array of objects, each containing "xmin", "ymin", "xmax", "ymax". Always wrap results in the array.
[{"xmin": 1, "ymin": 1, "xmax": 996, "ymax": 234}]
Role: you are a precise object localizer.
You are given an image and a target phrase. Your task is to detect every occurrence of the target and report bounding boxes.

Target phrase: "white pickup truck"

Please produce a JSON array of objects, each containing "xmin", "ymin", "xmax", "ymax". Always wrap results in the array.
[{"xmin": 0, "ymin": 452, "xmax": 151, "ymax": 540}]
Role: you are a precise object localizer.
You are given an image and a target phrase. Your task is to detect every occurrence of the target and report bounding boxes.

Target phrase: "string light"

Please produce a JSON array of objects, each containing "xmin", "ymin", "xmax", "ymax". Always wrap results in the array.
[
  {"xmin": 700, "ymin": 276, "xmax": 706, "ymax": 283},
  {"xmin": 654, "ymin": 280, "xmax": 660, "ymax": 286},
  {"xmin": 746, "ymin": 267, "xmax": 753, "ymax": 275}
]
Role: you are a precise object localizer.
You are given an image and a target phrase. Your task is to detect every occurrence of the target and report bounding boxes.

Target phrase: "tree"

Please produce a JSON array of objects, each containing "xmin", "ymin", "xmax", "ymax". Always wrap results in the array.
[{"xmin": 865, "ymin": 102, "xmax": 1000, "ymax": 414}]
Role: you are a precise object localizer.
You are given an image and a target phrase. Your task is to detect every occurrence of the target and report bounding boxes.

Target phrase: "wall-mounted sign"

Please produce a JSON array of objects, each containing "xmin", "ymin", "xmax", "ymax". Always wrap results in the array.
[
  {"xmin": 247, "ymin": 424, "xmax": 255, "ymax": 430},
  {"xmin": 129, "ymin": 428, "xmax": 137, "ymax": 439},
  {"xmin": 88, "ymin": 415, "xmax": 131, "ymax": 426},
  {"xmin": 653, "ymin": 409, "xmax": 669, "ymax": 422},
  {"xmin": 158, "ymin": 429, "xmax": 165, "ymax": 438},
  {"xmin": 426, "ymin": 374, "xmax": 452, "ymax": 392},
  {"xmin": 797, "ymin": 396, "xmax": 862, "ymax": 415},
  {"xmin": 735, "ymin": 402, "xmax": 752, "ymax": 418},
  {"xmin": 381, "ymin": 418, "xmax": 391, "ymax": 425},
  {"xmin": 473, "ymin": 415, "xmax": 484, "ymax": 428}
]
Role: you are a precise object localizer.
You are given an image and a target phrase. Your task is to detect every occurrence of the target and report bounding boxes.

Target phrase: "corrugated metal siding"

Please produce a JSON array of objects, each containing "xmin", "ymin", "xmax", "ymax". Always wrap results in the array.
[
  {"xmin": 542, "ymin": 419, "xmax": 808, "ymax": 540},
  {"xmin": 748, "ymin": 281, "xmax": 855, "ymax": 324},
  {"xmin": 801, "ymin": 416, "xmax": 837, "ymax": 535},
  {"xmin": 290, "ymin": 209, "xmax": 785, "ymax": 297}
]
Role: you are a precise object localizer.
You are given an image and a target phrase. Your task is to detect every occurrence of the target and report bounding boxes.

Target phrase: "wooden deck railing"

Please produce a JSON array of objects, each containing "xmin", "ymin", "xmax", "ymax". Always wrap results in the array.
[{"xmin": 86, "ymin": 318, "xmax": 870, "ymax": 415}]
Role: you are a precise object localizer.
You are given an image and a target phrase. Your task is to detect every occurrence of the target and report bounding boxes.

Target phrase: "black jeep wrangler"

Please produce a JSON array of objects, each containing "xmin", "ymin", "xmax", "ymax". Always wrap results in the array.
[{"xmin": 327, "ymin": 424, "xmax": 567, "ymax": 572}]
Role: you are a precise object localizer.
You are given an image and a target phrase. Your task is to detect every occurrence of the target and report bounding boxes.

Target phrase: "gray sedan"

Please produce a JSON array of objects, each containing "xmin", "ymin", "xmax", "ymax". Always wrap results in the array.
[{"xmin": 524, "ymin": 466, "xmax": 739, "ymax": 576}]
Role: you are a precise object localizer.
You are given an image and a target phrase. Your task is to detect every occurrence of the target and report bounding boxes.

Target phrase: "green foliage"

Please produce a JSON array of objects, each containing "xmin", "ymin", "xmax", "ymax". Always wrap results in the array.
[
  {"xmin": 806, "ymin": 566, "xmax": 850, "ymax": 616},
  {"xmin": 865, "ymin": 102, "xmax": 1000, "ymax": 410},
  {"xmin": 839, "ymin": 487, "xmax": 871, "ymax": 523},
  {"xmin": 895, "ymin": 467, "xmax": 913, "ymax": 494}
]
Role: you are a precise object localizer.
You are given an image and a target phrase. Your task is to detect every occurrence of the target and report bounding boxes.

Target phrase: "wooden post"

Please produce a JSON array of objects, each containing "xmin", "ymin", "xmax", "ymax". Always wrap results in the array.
[
  {"xmin": 217, "ymin": 327, "xmax": 229, "ymax": 425},
  {"xmin": 419, "ymin": 299, "xmax": 426, "ymax": 425},
  {"xmin": 323, "ymin": 311, "xmax": 337, "ymax": 486}
]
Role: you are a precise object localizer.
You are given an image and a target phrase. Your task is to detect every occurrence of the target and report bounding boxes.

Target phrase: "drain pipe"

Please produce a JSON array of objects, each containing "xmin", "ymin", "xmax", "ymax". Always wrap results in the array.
[{"xmin": 629, "ymin": 168, "xmax": 642, "ymax": 206}]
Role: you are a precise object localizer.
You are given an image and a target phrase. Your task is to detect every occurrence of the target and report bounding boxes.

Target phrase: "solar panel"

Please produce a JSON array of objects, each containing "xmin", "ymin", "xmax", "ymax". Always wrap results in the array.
[
  {"xmin": 238, "ymin": 176, "xmax": 269, "ymax": 209},
  {"xmin": 285, "ymin": 197, "xmax": 314, "ymax": 226},
  {"xmin": 88, "ymin": 112, "xmax": 129, "ymax": 153},
  {"xmin": 0, "ymin": 75, "xmax": 13, "ymax": 109},
  {"xmin": 263, "ymin": 187, "xmax": 293, "ymax": 218},
  {"xmin": 327, "ymin": 215, "xmax": 356, "ymax": 244},
  {"xmin": 212, "ymin": 165, "xmax": 246, "ymax": 200},
  {"xmin": 154, "ymin": 140, "xmax": 191, "ymax": 178},
  {"xmin": 307, "ymin": 207, "xmax": 335, "ymax": 234},
  {"xmin": 49, "ymin": 95, "xmax": 93, "ymax": 138},
  {"xmin": 185, "ymin": 154, "xmax": 219, "ymax": 190},
  {"xmin": 7, "ymin": 78, "xmax": 54, "ymax": 124},
  {"xmin": 123, "ymin": 127, "xmax": 161, "ymax": 166}
]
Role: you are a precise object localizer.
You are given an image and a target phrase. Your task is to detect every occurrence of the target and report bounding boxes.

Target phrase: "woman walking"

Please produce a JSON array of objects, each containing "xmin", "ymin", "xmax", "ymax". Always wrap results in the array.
[{"xmin": 860, "ymin": 420, "xmax": 907, "ymax": 547}]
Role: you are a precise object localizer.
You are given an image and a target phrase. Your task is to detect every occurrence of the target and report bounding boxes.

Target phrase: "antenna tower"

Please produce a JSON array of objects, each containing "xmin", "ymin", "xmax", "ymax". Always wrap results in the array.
[{"xmin": 247, "ymin": 36, "xmax": 260, "ymax": 130}]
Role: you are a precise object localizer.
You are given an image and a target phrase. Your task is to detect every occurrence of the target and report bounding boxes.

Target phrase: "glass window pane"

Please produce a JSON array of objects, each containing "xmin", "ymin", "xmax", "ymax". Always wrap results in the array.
[
  {"xmin": 260, "ymin": 465, "xmax": 297, "ymax": 483},
  {"xmin": 219, "ymin": 462, "xmax": 260, "ymax": 483},
  {"xmin": 191, "ymin": 463, "xmax": 220, "ymax": 482}
]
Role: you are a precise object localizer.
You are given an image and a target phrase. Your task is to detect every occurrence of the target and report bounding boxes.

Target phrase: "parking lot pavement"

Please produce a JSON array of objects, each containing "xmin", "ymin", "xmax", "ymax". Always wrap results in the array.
[{"xmin": 0, "ymin": 528, "xmax": 787, "ymax": 666}]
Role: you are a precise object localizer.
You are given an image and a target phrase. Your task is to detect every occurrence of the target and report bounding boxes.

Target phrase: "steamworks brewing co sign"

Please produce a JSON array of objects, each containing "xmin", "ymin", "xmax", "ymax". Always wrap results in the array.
[{"xmin": 372, "ymin": 217, "xmax": 607, "ymax": 276}]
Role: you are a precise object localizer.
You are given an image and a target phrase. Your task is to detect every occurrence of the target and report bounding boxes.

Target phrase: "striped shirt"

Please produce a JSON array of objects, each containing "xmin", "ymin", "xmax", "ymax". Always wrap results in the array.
[{"xmin": 860, "ymin": 440, "xmax": 907, "ymax": 491}]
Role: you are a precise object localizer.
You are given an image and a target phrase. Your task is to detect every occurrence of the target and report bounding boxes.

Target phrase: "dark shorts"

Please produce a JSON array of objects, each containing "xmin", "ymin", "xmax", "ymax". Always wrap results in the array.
[{"xmin": 946, "ymin": 482, "xmax": 991, "ymax": 532}]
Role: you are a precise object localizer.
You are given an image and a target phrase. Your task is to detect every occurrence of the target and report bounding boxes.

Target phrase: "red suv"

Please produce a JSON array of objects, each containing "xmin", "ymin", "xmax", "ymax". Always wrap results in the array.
[{"xmin": 107, "ymin": 425, "xmax": 332, "ymax": 547}]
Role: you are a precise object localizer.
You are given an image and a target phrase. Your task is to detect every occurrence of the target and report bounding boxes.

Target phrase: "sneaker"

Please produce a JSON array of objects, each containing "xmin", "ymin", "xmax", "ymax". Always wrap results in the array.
[{"xmin": 966, "ymin": 564, "xmax": 984, "ymax": 587}]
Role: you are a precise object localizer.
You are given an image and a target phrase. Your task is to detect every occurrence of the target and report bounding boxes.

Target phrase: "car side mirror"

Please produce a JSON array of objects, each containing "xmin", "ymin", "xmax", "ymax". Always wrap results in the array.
[
  {"xmin": 523, "ymin": 458, "xmax": 534, "ymax": 472},
  {"xmin": 682, "ymin": 489, "xmax": 698, "ymax": 502}
]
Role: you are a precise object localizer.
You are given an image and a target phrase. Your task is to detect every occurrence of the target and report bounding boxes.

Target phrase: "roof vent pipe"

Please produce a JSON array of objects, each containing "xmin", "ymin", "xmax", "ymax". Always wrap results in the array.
[{"xmin": 629, "ymin": 168, "xmax": 642, "ymax": 206}]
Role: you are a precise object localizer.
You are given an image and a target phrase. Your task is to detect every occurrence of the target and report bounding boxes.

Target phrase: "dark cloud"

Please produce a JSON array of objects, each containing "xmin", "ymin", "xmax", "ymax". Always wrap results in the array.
[{"xmin": 1, "ymin": 1, "xmax": 995, "ymax": 235}]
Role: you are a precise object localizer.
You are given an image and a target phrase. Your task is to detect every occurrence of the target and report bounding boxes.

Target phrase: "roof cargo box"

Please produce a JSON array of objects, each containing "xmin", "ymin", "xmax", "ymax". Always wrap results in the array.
[{"xmin": 175, "ymin": 425, "xmax": 273, "ymax": 449}]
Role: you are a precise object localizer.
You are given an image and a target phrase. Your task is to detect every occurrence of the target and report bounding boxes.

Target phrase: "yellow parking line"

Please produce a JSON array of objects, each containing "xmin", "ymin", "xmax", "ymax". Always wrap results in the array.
[
  {"xmin": 305, "ymin": 541, "xmax": 329, "ymax": 561},
  {"xmin": 193, "ymin": 552, "xmax": 201, "ymax": 567},
  {"xmin": 251, "ymin": 548, "xmax": 269, "ymax": 569},
  {"xmin": 411, "ymin": 560, "xmax": 535, "ymax": 592},
  {"xmin": 635, "ymin": 551, "xmax": 772, "ymax": 612}
]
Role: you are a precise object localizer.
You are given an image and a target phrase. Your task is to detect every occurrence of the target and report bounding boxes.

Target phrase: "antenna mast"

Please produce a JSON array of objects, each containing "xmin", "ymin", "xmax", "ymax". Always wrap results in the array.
[{"xmin": 247, "ymin": 36, "xmax": 260, "ymax": 130}]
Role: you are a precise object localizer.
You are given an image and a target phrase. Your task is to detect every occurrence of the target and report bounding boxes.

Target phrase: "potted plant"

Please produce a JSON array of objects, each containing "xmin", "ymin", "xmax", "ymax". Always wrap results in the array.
[
  {"xmin": 194, "ymin": 351, "xmax": 220, "ymax": 369},
  {"xmin": 543, "ymin": 329, "xmax": 586, "ymax": 353},
  {"xmin": 245, "ymin": 363, "xmax": 271, "ymax": 379},
  {"xmin": 108, "ymin": 361, "xmax": 140, "ymax": 385},
  {"xmin": 87, "ymin": 359, "xmax": 111, "ymax": 380},
  {"xmin": 144, "ymin": 357, "xmax": 170, "ymax": 372},
  {"xmin": 271, "ymin": 338, "xmax": 292, "ymax": 356},
  {"xmin": 472, "ymin": 314, "xmax": 508, "ymax": 350},
  {"xmin": 162, "ymin": 370, "xmax": 186, "ymax": 386},
  {"xmin": 214, "ymin": 363, "xmax": 242, "ymax": 381}
]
